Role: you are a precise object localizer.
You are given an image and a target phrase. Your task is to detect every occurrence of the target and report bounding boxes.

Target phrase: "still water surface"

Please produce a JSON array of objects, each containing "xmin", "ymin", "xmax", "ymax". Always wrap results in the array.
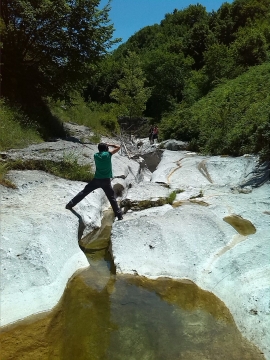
[{"xmin": 0, "ymin": 212, "xmax": 264, "ymax": 360}]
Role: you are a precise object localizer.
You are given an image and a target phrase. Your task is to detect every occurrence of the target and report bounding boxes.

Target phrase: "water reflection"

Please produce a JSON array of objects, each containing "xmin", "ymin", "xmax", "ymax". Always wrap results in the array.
[{"xmin": 0, "ymin": 211, "xmax": 265, "ymax": 360}]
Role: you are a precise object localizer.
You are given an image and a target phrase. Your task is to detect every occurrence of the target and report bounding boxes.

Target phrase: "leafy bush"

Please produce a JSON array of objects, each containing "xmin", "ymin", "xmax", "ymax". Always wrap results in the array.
[
  {"xmin": 48, "ymin": 94, "xmax": 120, "ymax": 135},
  {"xmin": 100, "ymin": 115, "xmax": 120, "ymax": 133},
  {"xmin": 250, "ymin": 118, "xmax": 270, "ymax": 162},
  {"xmin": 160, "ymin": 62, "xmax": 270, "ymax": 158}
]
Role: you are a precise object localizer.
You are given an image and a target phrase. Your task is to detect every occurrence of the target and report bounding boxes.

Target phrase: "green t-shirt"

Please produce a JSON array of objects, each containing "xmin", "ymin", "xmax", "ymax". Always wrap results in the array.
[{"xmin": 94, "ymin": 151, "xmax": 113, "ymax": 179}]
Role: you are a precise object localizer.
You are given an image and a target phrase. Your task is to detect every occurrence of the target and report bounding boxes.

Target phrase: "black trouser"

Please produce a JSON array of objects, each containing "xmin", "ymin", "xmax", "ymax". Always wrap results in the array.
[{"xmin": 69, "ymin": 178, "xmax": 122, "ymax": 217}]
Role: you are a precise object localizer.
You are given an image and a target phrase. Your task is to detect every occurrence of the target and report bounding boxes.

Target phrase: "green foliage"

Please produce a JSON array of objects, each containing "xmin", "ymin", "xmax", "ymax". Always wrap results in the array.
[
  {"xmin": 167, "ymin": 190, "xmax": 184, "ymax": 205},
  {"xmin": 89, "ymin": 0, "xmax": 270, "ymax": 123},
  {"xmin": 249, "ymin": 116, "xmax": 270, "ymax": 162},
  {"xmin": 57, "ymin": 152, "xmax": 93, "ymax": 181},
  {"xmin": 167, "ymin": 191, "xmax": 177, "ymax": 205},
  {"xmin": 48, "ymin": 93, "xmax": 119, "ymax": 136},
  {"xmin": 2, "ymin": 0, "xmax": 270, "ymax": 159},
  {"xmin": 87, "ymin": 133, "xmax": 101, "ymax": 144},
  {"xmin": 0, "ymin": 99, "xmax": 43, "ymax": 151},
  {"xmin": 144, "ymin": 49, "xmax": 194, "ymax": 118},
  {"xmin": 84, "ymin": 53, "xmax": 123, "ymax": 103},
  {"xmin": 1, "ymin": 0, "xmax": 118, "ymax": 103},
  {"xmin": 182, "ymin": 69, "xmax": 209, "ymax": 105},
  {"xmin": 232, "ymin": 26, "xmax": 268, "ymax": 67},
  {"xmin": 100, "ymin": 115, "xmax": 119, "ymax": 133},
  {"xmin": 122, "ymin": 198, "xmax": 168, "ymax": 211},
  {"xmin": 203, "ymin": 44, "xmax": 236, "ymax": 84},
  {"xmin": 160, "ymin": 62, "xmax": 270, "ymax": 159},
  {"xmin": 110, "ymin": 51, "xmax": 152, "ymax": 118}
]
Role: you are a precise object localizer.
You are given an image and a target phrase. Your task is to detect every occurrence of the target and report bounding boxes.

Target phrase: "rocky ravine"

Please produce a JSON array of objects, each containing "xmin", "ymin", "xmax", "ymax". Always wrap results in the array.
[{"xmin": 0, "ymin": 132, "xmax": 269, "ymax": 359}]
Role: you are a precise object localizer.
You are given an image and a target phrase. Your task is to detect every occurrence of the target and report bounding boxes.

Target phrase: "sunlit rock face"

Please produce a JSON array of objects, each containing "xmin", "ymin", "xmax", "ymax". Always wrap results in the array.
[
  {"xmin": 0, "ymin": 138, "xmax": 140, "ymax": 182},
  {"xmin": 120, "ymin": 182, "xmax": 170, "ymax": 211},
  {"xmin": 0, "ymin": 177, "xmax": 112, "ymax": 327},
  {"xmin": 0, "ymin": 170, "xmax": 91, "ymax": 327},
  {"xmin": 0, "ymin": 133, "xmax": 141, "ymax": 328},
  {"xmin": 111, "ymin": 152, "xmax": 270, "ymax": 359},
  {"xmin": 151, "ymin": 150, "xmax": 265, "ymax": 188}
]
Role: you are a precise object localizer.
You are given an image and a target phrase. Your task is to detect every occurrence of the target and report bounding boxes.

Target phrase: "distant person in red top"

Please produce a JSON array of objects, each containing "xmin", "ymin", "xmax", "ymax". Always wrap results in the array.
[
  {"xmin": 65, "ymin": 143, "xmax": 123, "ymax": 220},
  {"xmin": 148, "ymin": 125, "xmax": 154, "ymax": 143},
  {"xmin": 152, "ymin": 126, "xmax": 159, "ymax": 143}
]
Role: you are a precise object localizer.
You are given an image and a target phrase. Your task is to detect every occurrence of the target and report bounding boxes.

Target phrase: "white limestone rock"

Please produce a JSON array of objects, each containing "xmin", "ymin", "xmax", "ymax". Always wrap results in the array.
[
  {"xmin": 122, "ymin": 204, "xmax": 173, "ymax": 221},
  {"xmin": 112, "ymin": 153, "xmax": 141, "ymax": 181},
  {"xmin": 111, "ymin": 153, "xmax": 270, "ymax": 359},
  {"xmin": 151, "ymin": 150, "xmax": 262, "ymax": 190},
  {"xmin": 0, "ymin": 170, "xmax": 99, "ymax": 326},
  {"xmin": 121, "ymin": 182, "xmax": 170, "ymax": 210},
  {"xmin": 0, "ymin": 145, "xmax": 138, "ymax": 327},
  {"xmin": 159, "ymin": 139, "xmax": 188, "ymax": 151},
  {"xmin": 0, "ymin": 140, "xmax": 140, "ymax": 183}
]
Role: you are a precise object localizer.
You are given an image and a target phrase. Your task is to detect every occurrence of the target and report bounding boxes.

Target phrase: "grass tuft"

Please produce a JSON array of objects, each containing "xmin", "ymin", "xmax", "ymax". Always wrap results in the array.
[
  {"xmin": 48, "ymin": 93, "xmax": 120, "ymax": 136},
  {"xmin": 0, "ymin": 154, "xmax": 93, "ymax": 188},
  {"xmin": 167, "ymin": 190, "xmax": 184, "ymax": 205}
]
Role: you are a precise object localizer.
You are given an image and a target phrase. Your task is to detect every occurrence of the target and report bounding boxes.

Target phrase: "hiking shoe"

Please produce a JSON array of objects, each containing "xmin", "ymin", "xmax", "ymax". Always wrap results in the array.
[
  {"xmin": 65, "ymin": 203, "xmax": 73, "ymax": 210},
  {"xmin": 117, "ymin": 215, "xmax": 123, "ymax": 220}
]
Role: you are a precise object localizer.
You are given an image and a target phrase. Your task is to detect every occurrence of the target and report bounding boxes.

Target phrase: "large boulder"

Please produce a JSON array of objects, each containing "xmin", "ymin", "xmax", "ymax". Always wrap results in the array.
[{"xmin": 159, "ymin": 139, "xmax": 188, "ymax": 151}]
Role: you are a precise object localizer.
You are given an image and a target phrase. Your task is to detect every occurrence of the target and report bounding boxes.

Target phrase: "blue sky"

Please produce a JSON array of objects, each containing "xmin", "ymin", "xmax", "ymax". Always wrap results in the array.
[{"xmin": 99, "ymin": 0, "xmax": 232, "ymax": 49}]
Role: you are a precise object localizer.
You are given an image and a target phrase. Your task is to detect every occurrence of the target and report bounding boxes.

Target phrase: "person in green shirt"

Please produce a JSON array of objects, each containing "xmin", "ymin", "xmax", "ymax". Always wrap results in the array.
[{"xmin": 65, "ymin": 143, "xmax": 123, "ymax": 220}]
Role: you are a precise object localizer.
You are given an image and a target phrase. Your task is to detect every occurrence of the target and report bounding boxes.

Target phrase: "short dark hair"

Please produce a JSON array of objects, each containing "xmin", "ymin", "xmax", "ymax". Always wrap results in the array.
[{"xmin": 98, "ymin": 143, "xmax": 109, "ymax": 152}]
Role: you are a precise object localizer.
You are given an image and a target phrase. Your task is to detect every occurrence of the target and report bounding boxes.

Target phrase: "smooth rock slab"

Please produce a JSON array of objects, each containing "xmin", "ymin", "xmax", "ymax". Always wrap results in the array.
[
  {"xmin": 0, "ymin": 139, "xmax": 140, "ymax": 182},
  {"xmin": 121, "ymin": 182, "xmax": 170, "ymax": 210},
  {"xmin": 111, "ymin": 183, "xmax": 270, "ymax": 359},
  {"xmin": 151, "ymin": 150, "xmax": 263, "ymax": 189},
  {"xmin": 0, "ymin": 170, "xmax": 111, "ymax": 326}
]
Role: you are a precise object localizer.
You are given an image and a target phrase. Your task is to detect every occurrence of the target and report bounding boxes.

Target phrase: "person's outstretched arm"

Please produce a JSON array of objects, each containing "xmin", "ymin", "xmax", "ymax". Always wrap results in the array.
[{"xmin": 108, "ymin": 143, "xmax": 120, "ymax": 155}]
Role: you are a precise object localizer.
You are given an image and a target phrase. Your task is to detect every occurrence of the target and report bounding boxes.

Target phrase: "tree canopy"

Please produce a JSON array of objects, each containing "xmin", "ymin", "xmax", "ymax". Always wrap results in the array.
[
  {"xmin": 160, "ymin": 62, "xmax": 270, "ymax": 160},
  {"xmin": 1, "ymin": 0, "xmax": 118, "ymax": 103},
  {"xmin": 110, "ymin": 51, "xmax": 151, "ymax": 119},
  {"xmin": 87, "ymin": 0, "xmax": 270, "ymax": 119},
  {"xmin": 1, "ymin": 0, "xmax": 270, "ymax": 159}
]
